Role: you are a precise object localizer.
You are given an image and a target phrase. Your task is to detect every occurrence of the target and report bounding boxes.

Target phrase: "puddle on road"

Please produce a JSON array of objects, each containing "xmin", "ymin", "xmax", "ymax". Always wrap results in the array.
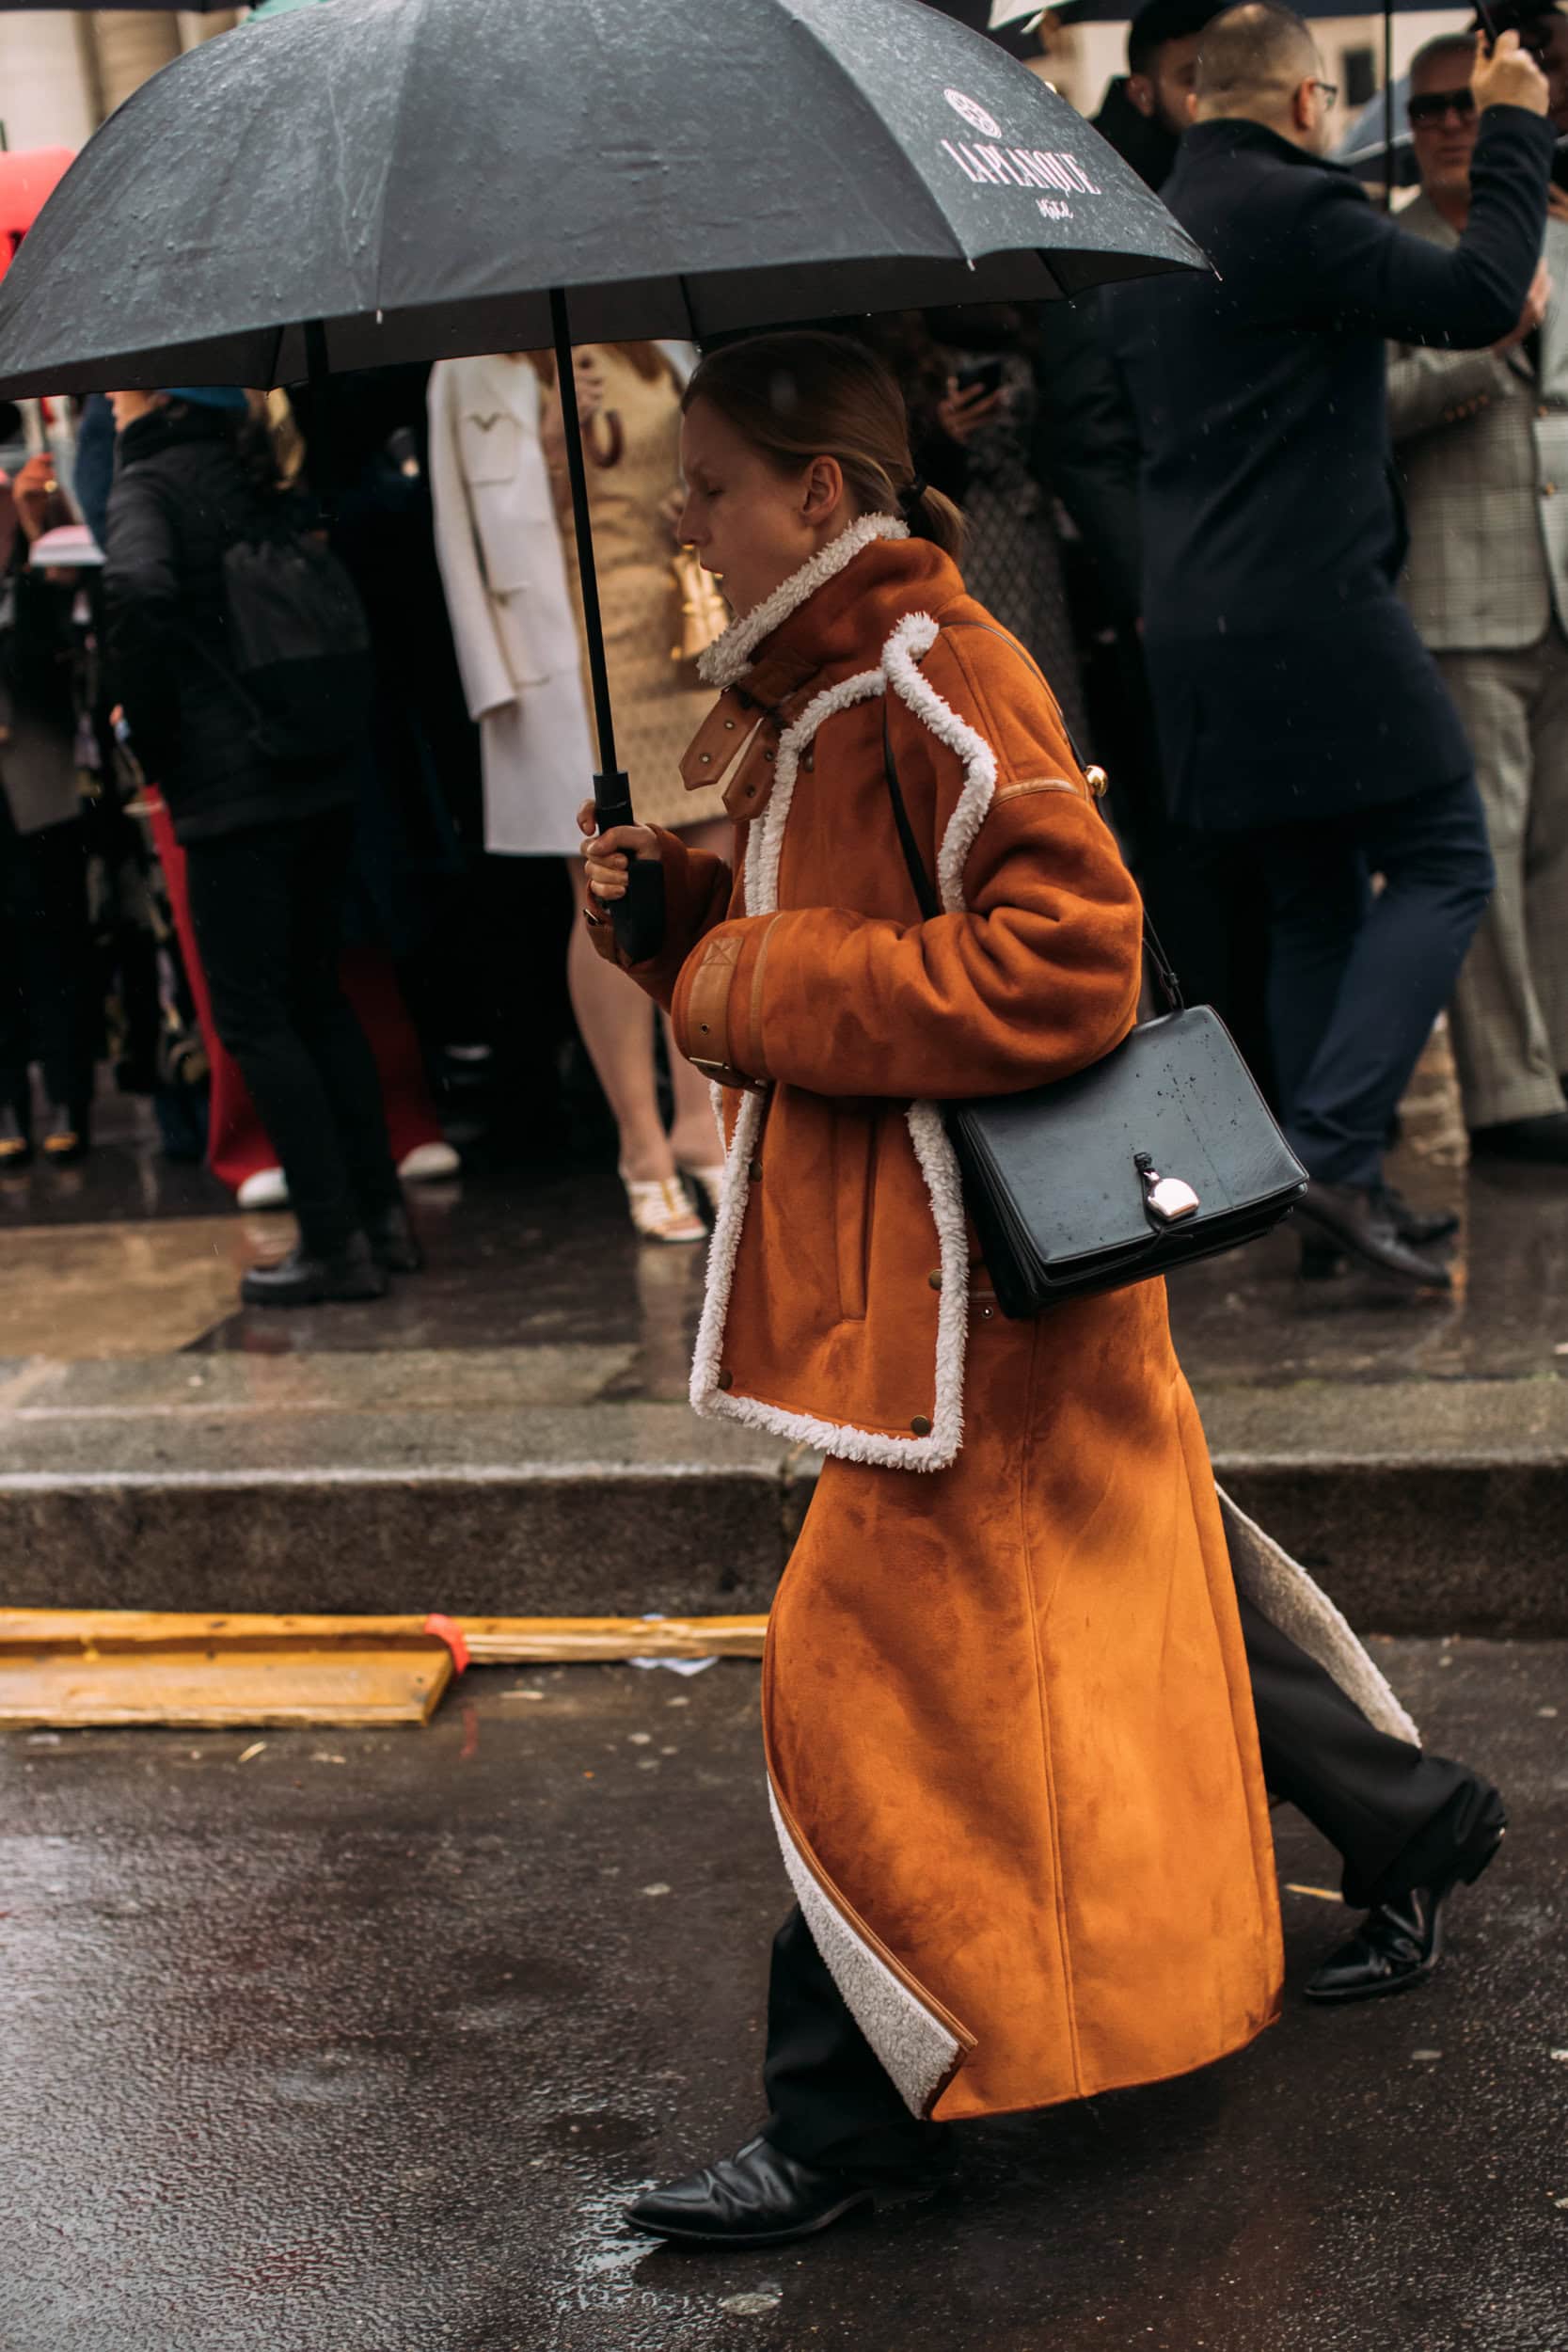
[{"xmin": 562, "ymin": 2181, "xmax": 787, "ymax": 2344}]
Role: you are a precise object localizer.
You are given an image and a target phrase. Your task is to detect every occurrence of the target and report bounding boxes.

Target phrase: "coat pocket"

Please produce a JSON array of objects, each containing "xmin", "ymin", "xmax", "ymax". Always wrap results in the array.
[
  {"xmin": 490, "ymin": 589, "xmax": 549, "ymax": 691},
  {"xmin": 459, "ymin": 408, "xmax": 521, "ymax": 485},
  {"xmin": 832, "ymin": 1108, "xmax": 878, "ymax": 1324}
]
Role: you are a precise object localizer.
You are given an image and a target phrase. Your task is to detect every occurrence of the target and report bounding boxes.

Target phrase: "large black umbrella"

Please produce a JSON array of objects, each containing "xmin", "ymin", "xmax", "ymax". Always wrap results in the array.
[{"xmin": 0, "ymin": 0, "xmax": 1206, "ymax": 949}]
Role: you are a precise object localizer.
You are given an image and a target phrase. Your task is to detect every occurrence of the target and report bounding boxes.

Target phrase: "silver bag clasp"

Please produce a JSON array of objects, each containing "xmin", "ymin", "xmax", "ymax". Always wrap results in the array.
[{"xmin": 1135, "ymin": 1151, "xmax": 1200, "ymax": 1226}]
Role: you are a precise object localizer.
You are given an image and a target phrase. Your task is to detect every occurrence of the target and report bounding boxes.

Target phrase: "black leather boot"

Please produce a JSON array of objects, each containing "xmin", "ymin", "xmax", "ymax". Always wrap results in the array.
[
  {"xmin": 626, "ymin": 2133, "xmax": 942, "ymax": 2248},
  {"xmin": 240, "ymin": 1231, "xmax": 388, "ymax": 1308},
  {"xmin": 1306, "ymin": 1802, "xmax": 1507, "ymax": 2004},
  {"xmin": 363, "ymin": 1201, "xmax": 425, "ymax": 1274}
]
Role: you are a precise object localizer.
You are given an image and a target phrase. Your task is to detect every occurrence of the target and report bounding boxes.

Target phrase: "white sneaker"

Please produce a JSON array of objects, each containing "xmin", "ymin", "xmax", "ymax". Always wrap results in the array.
[
  {"xmin": 236, "ymin": 1166, "xmax": 290, "ymax": 1210},
  {"xmin": 399, "ymin": 1139, "xmax": 460, "ymax": 1184}
]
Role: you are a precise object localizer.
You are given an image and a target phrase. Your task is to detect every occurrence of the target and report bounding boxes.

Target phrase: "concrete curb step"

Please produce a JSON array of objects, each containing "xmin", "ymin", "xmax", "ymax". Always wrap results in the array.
[{"xmin": 2, "ymin": 1352, "xmax": 1565, "ymax": 1633}]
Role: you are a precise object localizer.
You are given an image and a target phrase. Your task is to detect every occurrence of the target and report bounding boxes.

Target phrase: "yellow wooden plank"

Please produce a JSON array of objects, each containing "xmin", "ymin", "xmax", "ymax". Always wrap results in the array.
[
  {"xmin": 0, "ymin": 1646, "xmax": 453, "ymax": 1728},
  {"xmin": 0, "ymin": 1610, "xmax": 441, "ymax": 1651},
  {"xmin": 0, "ymin": 1610, "xmax": 770, "ymax": 1661},
  {"xmin": 462, "ymin": 1617, "xmax": 767, "ymax": 1661}
]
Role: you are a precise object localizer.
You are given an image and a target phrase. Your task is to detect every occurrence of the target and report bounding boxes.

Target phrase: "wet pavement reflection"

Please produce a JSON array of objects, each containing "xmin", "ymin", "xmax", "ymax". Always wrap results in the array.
[{"xmin": 1, "ymin": 1640, "xmax": 1562, "ymax": 2351}]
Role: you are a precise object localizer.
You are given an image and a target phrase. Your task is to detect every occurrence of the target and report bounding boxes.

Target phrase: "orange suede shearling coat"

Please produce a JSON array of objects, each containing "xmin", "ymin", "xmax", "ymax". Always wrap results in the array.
[{"xmin": 596, "ymin": 517, "xmax": 1298, "ymax": 2124}]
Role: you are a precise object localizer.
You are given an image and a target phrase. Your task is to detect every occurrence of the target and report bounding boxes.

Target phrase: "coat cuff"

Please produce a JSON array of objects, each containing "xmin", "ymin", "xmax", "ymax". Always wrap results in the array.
[{"xmin": 671, "ymin": 914, "xmax": 779, "ymax": 1089}]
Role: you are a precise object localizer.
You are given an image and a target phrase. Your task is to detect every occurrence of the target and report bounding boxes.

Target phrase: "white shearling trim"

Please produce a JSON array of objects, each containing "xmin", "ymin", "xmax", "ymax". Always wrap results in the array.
[
  {"xmin": 695, "ymin": 1380, "xmax": 954, "ymax": 1470},
  {"xmin": 882, "ymin": 611, "xmax": 998, "ymax": 914},
  {"xmin": 1218, "ymin": 1488, "xmax": 1420, "ymax": 1746},
  {"xmin": 743, "ymin": 664, "xmax": 886, "ymax": 921},
  {"xmin": 698, "ymin": 514, "xmax": 909, "ymax": 691},
  {"xmin": 903, "ymin": 1103, "xmax": 969, "ymax": 1459},
  {"xmin": 690, "ymin": 1101, "xmax": 965, "ymax": 1471},
  {"xmin": 689, "ymin": 1088, "xmax": 766, "ymax": 1418},
  {"xmin": 769, "ymin": 1781, "xmax": 961, "ymax": 2119},
  {"xmin": 689, "ymin": 598, "xmax": 1006, "ymax": 1472}
]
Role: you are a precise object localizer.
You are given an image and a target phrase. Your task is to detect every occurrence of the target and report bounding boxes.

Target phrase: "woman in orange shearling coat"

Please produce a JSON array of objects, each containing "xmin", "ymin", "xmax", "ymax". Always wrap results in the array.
[{"xmin": 581, "ymin": 333, "xmax": 1408, "ymax": 2250}]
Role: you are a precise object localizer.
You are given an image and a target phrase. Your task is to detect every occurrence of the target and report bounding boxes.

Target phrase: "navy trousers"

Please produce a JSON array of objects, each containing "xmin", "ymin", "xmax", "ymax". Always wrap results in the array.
[{"xmin": 1249, "ymin": 774, "xmax": 1494, "ymax": 1190}]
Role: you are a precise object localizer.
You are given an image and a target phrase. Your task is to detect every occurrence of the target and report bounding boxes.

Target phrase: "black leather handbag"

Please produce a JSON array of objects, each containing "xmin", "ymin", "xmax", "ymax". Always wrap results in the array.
[{"xmin": 883, "ymin": 630, "xmax": 1307, "ymax": 1317}]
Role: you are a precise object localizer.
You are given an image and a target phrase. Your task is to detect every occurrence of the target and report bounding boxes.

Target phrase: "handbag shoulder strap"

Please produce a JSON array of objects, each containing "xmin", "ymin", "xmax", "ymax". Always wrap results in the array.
[{"xmin": 880, "ymin": 619, "xmax": 1184, "ymax": 1014}]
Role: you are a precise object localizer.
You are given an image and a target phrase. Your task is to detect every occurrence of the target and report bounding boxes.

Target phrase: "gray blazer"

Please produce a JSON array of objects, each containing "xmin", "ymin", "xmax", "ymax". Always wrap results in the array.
[{"xmin": 1388, "ymin": 194, "xmax": 1568, "ymax": 652}]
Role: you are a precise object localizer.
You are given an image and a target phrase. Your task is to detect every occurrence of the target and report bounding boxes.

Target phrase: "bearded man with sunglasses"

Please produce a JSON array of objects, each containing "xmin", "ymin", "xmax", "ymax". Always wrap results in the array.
[{"xmin": 1390, "ymin": 31, "xmax": 1568, "ymax": 1163}]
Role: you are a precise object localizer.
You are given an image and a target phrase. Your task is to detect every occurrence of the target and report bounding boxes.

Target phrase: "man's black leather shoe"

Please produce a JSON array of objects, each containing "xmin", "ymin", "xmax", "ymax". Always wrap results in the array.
[
  {"xmin": 240, "ymin": 1232, "xmax": 388, "ymax": 1308},
  {"xmin": 1377, "ymin": 1183, "xmax": 1460, "ymax": 1248},
  {"xmin": 626, "ymin": 2133, "xmax": 925, "ymax": 2248},
  {"xmin": 1306, "ymin": 1814, "xmax": 1506, "ymax": 2004},
  {"xmin": 364, "ymin": 1202, "xmax": 425, "ymax": 1274},
  {"xmin": 1293, "ymin": 1181, "xmax": 1451, "ymax": 1290},
  {"xmin": 1299, "ymin": 1182, "xmax": 1459, "ymax": 1278}
]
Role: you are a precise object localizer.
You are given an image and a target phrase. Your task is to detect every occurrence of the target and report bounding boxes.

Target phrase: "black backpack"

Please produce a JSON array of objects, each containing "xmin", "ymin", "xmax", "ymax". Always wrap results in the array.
[{"xmin": 215, "ymin": 519, "xmax": 373, "ymax": 772}]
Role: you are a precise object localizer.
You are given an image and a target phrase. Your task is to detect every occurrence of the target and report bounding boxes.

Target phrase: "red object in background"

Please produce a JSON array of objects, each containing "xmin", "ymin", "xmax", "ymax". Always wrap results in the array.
[
  {"xmin": 147, "ymin": 792, "xmax": 445, "ymax": 1195},
  {"xmin": 0, "ymin": 150, "xmax": 75, "ymax": 282}
]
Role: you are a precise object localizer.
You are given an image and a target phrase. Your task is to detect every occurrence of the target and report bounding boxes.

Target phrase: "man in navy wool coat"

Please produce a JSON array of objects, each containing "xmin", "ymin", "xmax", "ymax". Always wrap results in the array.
[{"xmin": 1107, "ymin": 2, "xmax": 1554, "ymax": 1285}]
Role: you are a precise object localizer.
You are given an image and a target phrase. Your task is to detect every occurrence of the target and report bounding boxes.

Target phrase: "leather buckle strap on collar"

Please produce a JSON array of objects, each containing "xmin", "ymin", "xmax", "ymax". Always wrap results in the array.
[{"xmin": 680, "ymin": 648, "xmax": 821, "ymax": 819}]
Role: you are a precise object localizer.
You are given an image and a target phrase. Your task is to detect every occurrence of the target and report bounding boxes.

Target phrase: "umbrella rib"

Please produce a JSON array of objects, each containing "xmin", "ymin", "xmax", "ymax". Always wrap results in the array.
[{"xmin": 360, "ymin": 0, "xmax": 431, "ymax": 342}]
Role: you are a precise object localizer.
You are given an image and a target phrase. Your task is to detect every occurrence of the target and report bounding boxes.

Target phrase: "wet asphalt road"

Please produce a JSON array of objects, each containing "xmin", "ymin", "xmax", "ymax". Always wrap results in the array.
[{"xmin": 2, "ymin": 1639, "xmax": 1564, "ymax": 2352}]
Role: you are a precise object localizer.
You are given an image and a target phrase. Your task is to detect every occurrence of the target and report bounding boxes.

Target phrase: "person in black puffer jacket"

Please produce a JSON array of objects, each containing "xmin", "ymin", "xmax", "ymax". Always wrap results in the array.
[{"xmin": 104, "ymin": 387, "xmax": 419, "ymax": 1306}]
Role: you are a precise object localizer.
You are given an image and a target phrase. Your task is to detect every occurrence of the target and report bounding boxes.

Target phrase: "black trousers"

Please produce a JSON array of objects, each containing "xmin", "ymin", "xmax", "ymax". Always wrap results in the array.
[
  {"xmin": 184, "ymin": 807, "xmax": 400, "ymax": 1256},
  {"xmin": 763, "ymin": 1592, "xmax": 1496, "ymax": 2175},
  {"xmin": 1249, "ymin": 775, "xmax": 1494, "ymax": 1190},
  {"xmin": 0, "ymin": 809, "xmax": 97, "ymax": 1120}
]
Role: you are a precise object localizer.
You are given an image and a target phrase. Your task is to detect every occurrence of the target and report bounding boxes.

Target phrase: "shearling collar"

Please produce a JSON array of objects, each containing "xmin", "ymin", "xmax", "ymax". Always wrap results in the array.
[
  {"xmin": 706, "ymin": 525, "xmax": 969, "ymax": 698},
  {"xmin": 699, "ymin": 513, "xmax": 909, "ymax": 690},
  {"xmin": 681, "ymin": 530, "xmax": 972, "ymax": 821}
]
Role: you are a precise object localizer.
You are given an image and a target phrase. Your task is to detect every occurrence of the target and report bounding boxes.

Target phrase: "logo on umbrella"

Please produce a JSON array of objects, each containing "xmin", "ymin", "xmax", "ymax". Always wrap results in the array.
[{"xmin": 944, "ymin": 89, "xmax": 1003, "ymax": 139}]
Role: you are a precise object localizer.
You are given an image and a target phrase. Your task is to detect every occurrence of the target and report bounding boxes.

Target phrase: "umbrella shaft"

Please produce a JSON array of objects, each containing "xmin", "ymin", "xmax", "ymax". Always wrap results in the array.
[
  {"xmin": 549, "ymin": 287, "xmax": 621, "ymax": 795},
  {"xmin": 305, "ymin": 318, "xmax": 337, "ymax": 516},
  {"xmin": 1382, "ymin": 8, "xmax": 1394, "ymax": 215}
]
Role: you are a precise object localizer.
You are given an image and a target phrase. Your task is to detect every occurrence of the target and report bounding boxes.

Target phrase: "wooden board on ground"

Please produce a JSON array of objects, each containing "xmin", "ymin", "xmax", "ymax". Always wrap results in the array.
[
  {"xmin": 0, "ymin": 1611, "xmax": 770, "ymax": 1661},
  {"xmin": 0, "ymin": 1611, "xmax": 767, "ymax": 1726},
  {"xmin": 0, "ymin": 1645, "xmax": 453, "ymax": 1729},
  {"xmin": 463, "ymin": 1615, "xmax": 768, "ymax": 1661}
]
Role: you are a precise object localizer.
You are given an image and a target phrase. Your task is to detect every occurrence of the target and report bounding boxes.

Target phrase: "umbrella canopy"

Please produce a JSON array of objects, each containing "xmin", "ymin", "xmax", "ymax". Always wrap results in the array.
[
  {"xmin": 0, "ymin": 0, "xmax": 1205, "ymax": 400},
  {"xmin": 0, "ymin": 147, "xmax": 74, "ymax": 279}
]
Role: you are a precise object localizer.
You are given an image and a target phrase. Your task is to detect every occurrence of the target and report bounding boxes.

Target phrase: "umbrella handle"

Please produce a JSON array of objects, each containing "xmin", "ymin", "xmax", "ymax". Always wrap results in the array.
[{"xmin": 595, "ymin": 769, "xmax": 667, "ymax": 963}]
